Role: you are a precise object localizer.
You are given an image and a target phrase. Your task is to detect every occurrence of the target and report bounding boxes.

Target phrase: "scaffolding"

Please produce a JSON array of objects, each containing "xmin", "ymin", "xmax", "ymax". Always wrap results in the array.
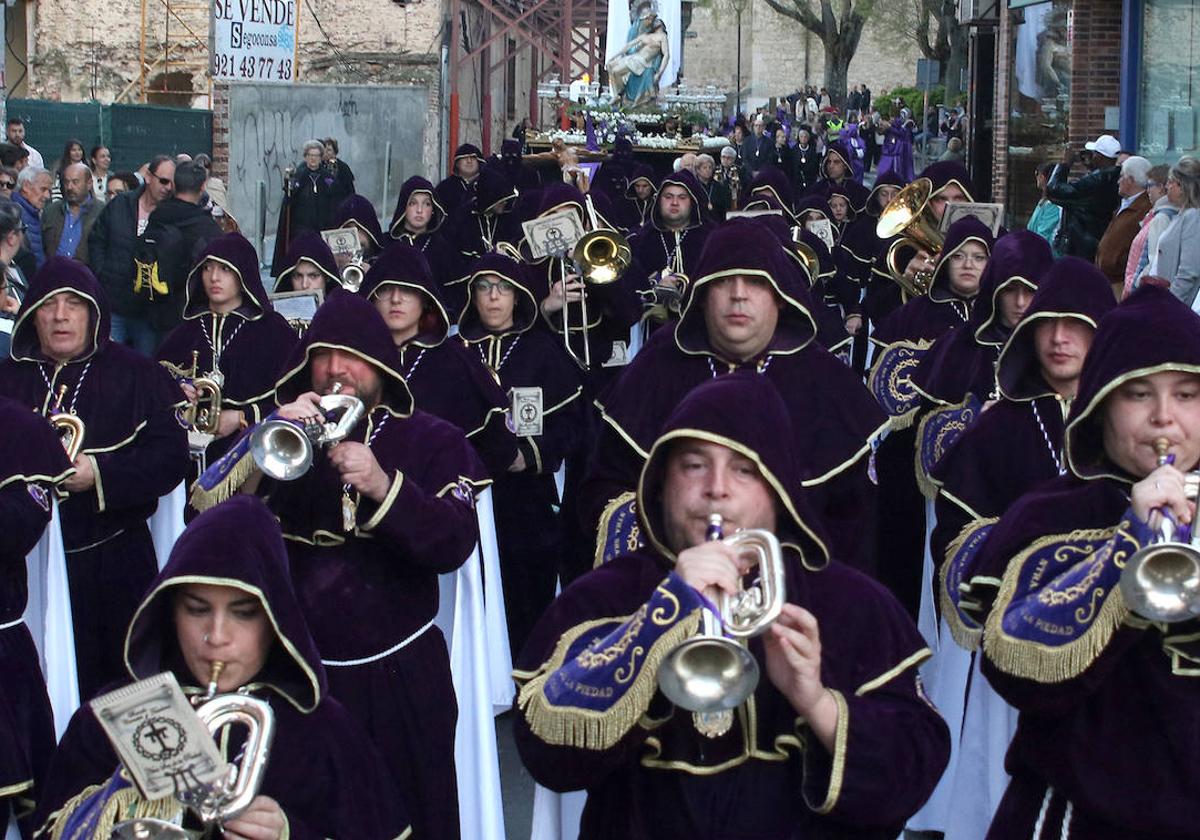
[
  {"xmin": 449, "ymin": 0, "xmax": 610, "ymax": 157},
  {"xmin": 122, "ymin": 0, "xmax": 211, "ymax": 105}
]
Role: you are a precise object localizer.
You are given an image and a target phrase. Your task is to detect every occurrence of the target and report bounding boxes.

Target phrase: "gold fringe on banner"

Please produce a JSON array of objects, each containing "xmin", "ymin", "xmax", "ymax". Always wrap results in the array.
[
  {"xmin": 517, "ymin": 609, "xmax": 701, "ymax": 751},
  {"xmin": 188, "ymin": 449, "xmax": 258, "ymax": 513},
  {"xmin": 50, "ymin": 780, "xmax": 181, "ymax": 840}
]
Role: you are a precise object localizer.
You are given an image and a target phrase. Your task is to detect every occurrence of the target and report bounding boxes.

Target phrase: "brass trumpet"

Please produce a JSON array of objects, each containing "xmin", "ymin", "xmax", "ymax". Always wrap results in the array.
[
  {"xmin": 162, "ymin": 351, "xmax": 224, "ymax": 437},
  {"xmin": 111, "ymin": 662, "xmax": 276, "ymax": 840},
  {"xmin": 561, "ymin": 194, "xmax": 632, "ymax": 369},
  {"xmin": 48, "ymin": 384, "xmax": 85, "ymax": 462},
  {"xmin": 250, "ymin": 383, "xmax": 365, "ymax": 481},
  {"xmin": 876, "ymin": 177, "xmax": 944, "ymax": 297},
  {"xmin": 657, "ymin": 513, "xmax": 785, "ymax": 738},
  {"xmin": 1119, "ymin": 438, "xmax": 1200, "ymax": 623}
]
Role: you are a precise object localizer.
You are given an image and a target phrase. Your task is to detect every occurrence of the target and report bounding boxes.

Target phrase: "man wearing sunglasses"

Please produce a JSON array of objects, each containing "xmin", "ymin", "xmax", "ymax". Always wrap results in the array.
[{"xmin": 87, "ymin": 154, "xmax": 175, "ymax": 355}]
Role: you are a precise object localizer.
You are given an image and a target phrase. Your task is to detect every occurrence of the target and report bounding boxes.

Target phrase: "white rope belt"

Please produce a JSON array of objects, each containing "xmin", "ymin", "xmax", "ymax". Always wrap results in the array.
[
  {"xmin": 321, "ymin": 618, "xmax": 436, "ymax": 667},
  {"xmin": 0, "ymin": 617, "xmax": 24, "ymax": 631}
]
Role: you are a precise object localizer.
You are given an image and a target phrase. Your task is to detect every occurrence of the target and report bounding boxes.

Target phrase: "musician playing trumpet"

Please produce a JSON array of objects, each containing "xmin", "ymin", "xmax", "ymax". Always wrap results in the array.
[
  {"xmin": 973, "ymin": 286, "xmax": 1200, "ymax": 838},
  {"xmin": 157, "ymin": 234, "xmax": 296, "ymax": 486},
  {"xmin": 514, "ymin": 373, "xmax": 949, "ymax": 839},
  {"xmin": 33, "ymin": 496, "xmax": 410, "ymax": 840}
]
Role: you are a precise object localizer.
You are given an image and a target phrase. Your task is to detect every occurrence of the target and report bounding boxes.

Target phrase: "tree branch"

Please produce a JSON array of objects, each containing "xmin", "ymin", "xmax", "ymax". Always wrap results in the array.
[{"xmin": 760, "ymin": 0, "xmax": 823, "ymax": 34}]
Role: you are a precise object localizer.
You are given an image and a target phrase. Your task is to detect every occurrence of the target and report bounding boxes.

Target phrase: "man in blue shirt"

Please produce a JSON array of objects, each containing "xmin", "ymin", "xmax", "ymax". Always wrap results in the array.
[{"xmin": 42, "ymin": 162, "xmax": 103, "ymax": 262}]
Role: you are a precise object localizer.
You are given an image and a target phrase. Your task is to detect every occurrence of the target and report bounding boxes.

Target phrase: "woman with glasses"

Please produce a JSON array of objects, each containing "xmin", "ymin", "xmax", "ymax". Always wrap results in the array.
[
  {"xmin": 457, "ymin": 252, "xmax": 585, "ymax": 653},
  {"xmin": 0, "ymin": 166, "xmax": 17, "ymax": 199},
  {"xmin": 361, "ymin": 240, "xmax": 518, "ymax": 479}
]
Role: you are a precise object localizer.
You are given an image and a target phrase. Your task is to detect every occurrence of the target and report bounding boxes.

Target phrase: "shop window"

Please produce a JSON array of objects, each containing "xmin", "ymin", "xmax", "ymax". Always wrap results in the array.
[
  {"xmin": 1006, "ymin": 0, "xmax": 1072, "ymax": 227},
  {"xmin": 1139, "ymin": 0, "xmax": 1199, "ymax": 164}
]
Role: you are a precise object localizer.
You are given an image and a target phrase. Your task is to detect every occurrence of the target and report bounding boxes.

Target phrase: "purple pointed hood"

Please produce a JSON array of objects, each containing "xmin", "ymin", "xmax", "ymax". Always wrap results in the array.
[
  {"xmin": 624, "ymin": 164, "xmax": 657, "ymax": 199},
  {"xmin": 971, "ymin": 229, "xmax": 1054, "ymax": 346},
  {"xmin": 10, "ymin": 257, "xmax": 110, "ymax": 362},
  {"xmin": 274, "ymin": 289, "xmax": 413, "ymax": 416},
  {"xmin": 637, "ymin": 371, "xmax": 831, "ymax": 568},
  {"xmin": 184, "ymin": 233, "xmax": 273, "ymax": 320},
  {"xmin": 1064, "ymin": 285, "xmax": 1200, "ymax": 483},
  {"xmin": 124, "ymin": 495, "xmax": 326, "ymax": 712},
  {"xmin": 822, "ymin": 139, "xmax": 854, "ymax": 178},
  {"xmin": 863, "ymin": 169, "xmax": 909, "ymax": 216},
  {"xmin": 748, "ymin": 166, "xmax": 796, "ymax": 215},
  {"xmin": 675, "ymin": 218, "xmax": 818, "ymax": 357},
  {"xmin": 473, "ymin": 167, "xmax": 519, "ymax": 215},
  {"xmin": 359, "ymin": 240, "xmax": 451, "ymax": 348},
  {"xmin": 273, "ymin": 231, "xmax": 341, "ymax": 294},
  {"xmin": 649, "ymin": 170, "xmax": 705, "ymax": 231},
  {"xmin": 456, "ymin": 252, "xmax": 541, "ymax": 340},
  {"xmin": 921, "ymin": 160, "xmax": 974, "ymax": 201},
  {"xmin": 928, "ymin": 216, "xmax": 994, "ymax": 303},
  {"xmin": 997, "ymin": 256, "xmax": 1116, "ymax": 402},
  {"xmin": 333, "ymin": 194, "xmax": 384, "ymax": 252},
  {"xmin": 389, "ymin": 175, "xmax": 447, "ymax": 238}
]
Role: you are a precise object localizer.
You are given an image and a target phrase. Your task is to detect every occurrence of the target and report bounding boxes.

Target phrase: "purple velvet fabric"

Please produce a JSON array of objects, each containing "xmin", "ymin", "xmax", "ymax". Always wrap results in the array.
[
  {"xmin": 515, "ymin": 374, "xmax": 948, "ymax": 838},
  {"xmin": 911, "ymin": 230, "xmax": 1055, "ymax": 407},
  {"xmin": 33, "ymin": 496, "xmax": 411, "ymax": 840},
  {"xmin": 273, "ymin": 230, "xmax": 341, "ymax": 293},
  {"xmin": 0, "ymin": 397, "xmax": 70, "ymax": 828},
  {"xmin": 265, "ymin": 291, "xmax": 483, "ymax": 839},
  {"xmin": 433, "ymin": 144, "xmax": 483, "ymax": 217},
  {"xmin": 458, "ymin": 253, "xmax": 586, "ymax": 650},
  {"xmin": 333, "ymin": 193, "xmax": 384, "ymax": 254},
  {"xmin": 158, "ymin": 234, "xmax": 298, "ymax": 471},
  {"xmin": 361, "ymin": 242, "xmax": 517, "ymax": 476},
  {"xmin": 586, "ymin": 219, "xmax": 886, "ymax": 572},
  {"xmin": 877, "ymin": 120, "xmax": 915, "ymax": 183},
  {"xmin": 967, "ymin": 287, "xmax": 1200, "ymax": 836},
  {"xmin": 0, "ymin": 258, "xmax": 189, "ymax": 698}
]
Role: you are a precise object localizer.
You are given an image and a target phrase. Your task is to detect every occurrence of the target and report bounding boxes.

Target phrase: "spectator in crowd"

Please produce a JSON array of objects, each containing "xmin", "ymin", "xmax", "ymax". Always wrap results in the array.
[
  {"xmin": 52, "ymin": 138, "xmax": 85, "ymax": 199},
  {"xmin": 746, "ymin": 115, "xmax": 773, "ymax": 173},
  {"xmin": 1045, "ymin": 133, "xmax": 1122, "ymax": 261},
  {"xmin": 42, "ymin": 162, "xmax": 103, "ymax": 263},
  {"xmin": 0, "ymin": 200, "xmax": 27, "ymax": 357},
  {"xmin": 793, "ymin": 127, "xmax": 820, "ymax": 190},
  {"xmin": 0, "ymin": 166, "xmax": 16, "ymax": 200},
  {"xmin": 938, "ymin": 136, "xmax": 965, "ymax": 163},
  {"xmin": 1125, "ymin": 164, "xmax": 1176, "ymax": 296},
  {"xmin": 693, "ymin": 152, "xmax": 731, "ymax": 222},
  {"xmin": 323, "ymin": 136, "xmax": 356, "ymax": 207},
  {"xmin": 1095, "ymin": 155, "xmax": 1153, "ymax": 294},
  {"xmin": 88, "ymin": 153, "xmax": 176, "ymax": 355},
  {"xmin": 143, "ymin": 160, "xmax": 224, "ymax": 341},
  {"xmin": 13, "ymin": 165, "xmax": 52, "ymax": 271},
  {"xmin": 89, "ymin": 144, "xmax": 111, "ymax": 201},
  {"xmin": 106, "ymin": 170, "xmax": 139, "ymax": 201},
  {"xmin": 1143, "ymin": 156, "xmax": 1200, "ymax": 307},
  {"xmin": 1027, "ymin": 162, "xmax": 1063, "ymax": 253},
  {"xmin": 193, "ymin": 152, "xmax": 229, "ymax": 213},
  {"xmin": 4, "ymin": 116, "xmax": 43, "ymax": 169},
  {"xmin": 0, "ymin": 142, "xmax": 30, "ymax": 172}
]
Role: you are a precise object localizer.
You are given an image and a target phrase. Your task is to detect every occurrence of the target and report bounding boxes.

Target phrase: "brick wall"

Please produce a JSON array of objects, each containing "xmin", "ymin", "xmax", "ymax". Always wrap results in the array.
[{"xmin": 990, "ymin": 0, "xmax": 1124, "ymax": 218}]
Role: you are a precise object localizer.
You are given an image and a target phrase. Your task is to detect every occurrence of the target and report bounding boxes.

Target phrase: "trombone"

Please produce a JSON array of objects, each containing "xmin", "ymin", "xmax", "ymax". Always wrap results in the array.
[
  {"xmin": 560, "ymin": 194, "xmax": 632, "ymax": 369},
  {"xmin": 1119, "ymin": 438, "xmax": 1200, "ymax": 623},
  {"xmin": 876, "ymin": 177, "xmax": 945, "ymax": 297},
  {"xmin": 657, "ymin": 513, "xmax": 785, "ymax": 738}
]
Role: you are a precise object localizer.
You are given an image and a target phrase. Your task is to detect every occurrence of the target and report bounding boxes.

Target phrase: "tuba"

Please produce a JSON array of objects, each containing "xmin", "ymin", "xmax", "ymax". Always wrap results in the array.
[
  {"xmin": 562, "ymin": 194, "xmax": 632, "ymax": 368},
  {"xmin": 250, "ymin": 382, "xmax": 365, "ymax": 481},
  {"xmin": 876, "ymin": 177, "xmax": 944, "ymax": 297},
  {"xmin": 1118, "ymin": 438, "xmax": 1200, "ymax": 623},
  {"xmin": 657, "ymin": 513, "xmax": 785, "ymax": 738},
  {"xmin": 48, "ymin": 384, "xmax": 86, "ymax": 463},
  {"xmin": 110, "ymin": 662, "xmax": 275, "ymax": 840}
]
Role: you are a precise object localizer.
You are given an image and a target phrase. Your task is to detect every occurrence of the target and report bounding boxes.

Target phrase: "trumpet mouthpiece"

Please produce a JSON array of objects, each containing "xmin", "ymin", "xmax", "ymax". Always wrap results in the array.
[
  {"xmin": 706, "ymin": 513, "xmax": 724, "ymax": 542},
  {"xmin": 206, "ymin": 661, "xmax": 226, "ymax": 697}
]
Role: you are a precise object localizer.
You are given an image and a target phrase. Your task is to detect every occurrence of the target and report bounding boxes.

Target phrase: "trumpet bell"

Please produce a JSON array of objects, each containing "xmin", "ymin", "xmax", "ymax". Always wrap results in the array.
[
  {"xmin": 1119, "ymin": 543, "xmax": 1200, "ymax": 624},
  {"xmin": 573, "ymin": 229, "xmax": 631, "ymax": 285},
  {"xmin": 876, "ymin": 177, "xmax": 944, "ymax": 297},
  {"xmin": 341, "ymin": 260, "xmax": 365, "ymax": 293},
  {"xmin": 108, "ymin": 819, "xmax": 191, "ymax": 840},
  {"xmin": 656, "ymin": 636, "xmax": 760, "ymax": 713},
  {"xmin": 250, "ymin": 420, "xmax": 314, "ymax": 481}
]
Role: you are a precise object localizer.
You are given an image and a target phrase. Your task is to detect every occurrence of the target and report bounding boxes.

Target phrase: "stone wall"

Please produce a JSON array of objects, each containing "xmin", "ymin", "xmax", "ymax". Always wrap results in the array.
[{"xmin": 684, "ymin": 2, "xmax": 923, "ymax": 108}]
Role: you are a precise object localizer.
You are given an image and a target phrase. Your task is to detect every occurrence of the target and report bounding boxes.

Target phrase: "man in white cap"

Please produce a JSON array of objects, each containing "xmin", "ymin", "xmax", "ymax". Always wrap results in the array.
[{"xmin": 1045, "ymin": 132, "xmax": 1122, "ymax": 262}]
